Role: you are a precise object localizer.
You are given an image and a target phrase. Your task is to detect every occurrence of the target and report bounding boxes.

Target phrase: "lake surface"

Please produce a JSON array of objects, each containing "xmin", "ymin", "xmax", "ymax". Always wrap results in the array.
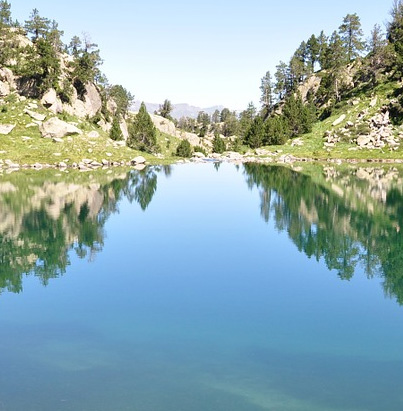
[{"xmin": 1, "ymin": 162, "xmax": 403, "ymax": 410}]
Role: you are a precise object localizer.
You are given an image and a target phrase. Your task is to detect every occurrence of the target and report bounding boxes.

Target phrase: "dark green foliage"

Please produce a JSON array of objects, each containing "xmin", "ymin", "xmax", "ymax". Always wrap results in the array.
[
  {"xmin": 176, "ymin": 139, "xmax": 193, "ymax": 157},
  {"xmin": 221, "ymin": 111, "xmax": 239, "ymax": 137},
  {"xmin": 387, "ymin": 0, "xmax": 403, "ymax": 74},
  {"xmin": 389, "ymin": 89, "xmax": 403, "ymax": 124},
  {"xmin": 306, "ymin": 34, "xmax": 320, "ymax": 72},
  {"xmin": 157, "ymin": 99, "xmax": 173, "ymax": 119},
  {"xmin": 107, "ymin": 85, "xmax": 134, "ymax": 116},
  {"xmin": 110, "ymin": 115, "xmax": 123, "ymax": 141},
  {"xmin": 68, "ymin": 35, "xmax": 103, "ymax": 97},
  {"xmin": 194, "ymin": 145, "xmax": 207, "ymax": 156},
  {"xmin": 0, "ymin": 0, "xmax": 11, "ymax": 27},
  {"xmin": 18, "ymin": 38, "xmax": 61, "ymax": 95},
  {"xmin": 260, "ymin": 71, "xmax": 273, "ymax": 109},
  {"xmin": 339, "ymin": 13, "xmax": 366, "ymax": 61},
  {"xmin": 212, "ymin": 109, "xmax": 220, "ymax": 123},
  {"xmin": 24, "ymin": 8, "xmax": 50, "ymax": 41},
  {"xmin": 220, "ymin": 108, "xmax": 231, "ymax": 122},
  {"xmin": 264, "ymin": 116, "xmax": 289, "ymax": 145},
  {"xmin": 239, "ymin": 102, "xmax": 256, "ymax": 139},
  {"xmin": 282, "ymin": 92, "xmax": 314, "ymax": 137},
  {"xmin": 245, "ymin": 116, "xmax": 265, "ymax": 148},
  {"xmin": 128, "ymin": 102, "xmax": 158, "ymax": 153},
  {"xmin": 274, "ymin": 61, "xmax": 289, "ymax": 100},
  {"xmin": 212, "ymin": 134, "xmax": 226, "ymax": 153}
]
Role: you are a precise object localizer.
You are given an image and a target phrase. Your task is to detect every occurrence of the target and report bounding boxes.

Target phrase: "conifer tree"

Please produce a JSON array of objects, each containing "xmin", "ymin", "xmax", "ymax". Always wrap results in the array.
[
  {"xmin": 306, "ymin": 34, "xmax": 320, "ymax": 72},
  {"xmin": 260, "ymin": 71, "xmax": 273, "ymax": 109},
  {"xmin": 274, "ymin": 61, "xmax": 289, "ymax": 100},
  {"xmin": 110, "ymin": 115, "xmax": 123, "ymax": 141},
  {"xmin": 387, "ymin": 0, "xmax": 403, "ymax": 73},
  {"xmin": 245, "ymin": 116, "xmax": 265, "ymax": 148},
  {"xmin": 212, "ymin": 134, "xmax": 226, "ymax": 153},
  {"xmin": 339, "ymin": 13, "xmax": 366, "ymax": 61},
  {"xmin": 128, "ymin": 102, "xmax": 158, "ymax": 153},
  {"xmin": 24, "ymin": 8, "xmax": 50, "ymax": 41},
  {"xmin": 0, "ymin": 0, "xmax": 11, "ymax": 28}
]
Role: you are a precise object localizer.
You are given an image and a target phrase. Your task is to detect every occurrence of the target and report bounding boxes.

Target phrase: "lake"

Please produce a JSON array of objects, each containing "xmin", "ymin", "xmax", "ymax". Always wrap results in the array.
[{"xmin": 1, "ymin": 162, "xmax": 403, "ymax": 410}]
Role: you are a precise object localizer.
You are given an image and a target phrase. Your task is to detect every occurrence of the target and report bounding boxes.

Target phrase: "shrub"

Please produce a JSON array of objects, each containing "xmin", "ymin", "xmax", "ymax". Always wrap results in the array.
[{"xmin": 176, "ymin": 139, "xmax": 192, "ymax": 157}]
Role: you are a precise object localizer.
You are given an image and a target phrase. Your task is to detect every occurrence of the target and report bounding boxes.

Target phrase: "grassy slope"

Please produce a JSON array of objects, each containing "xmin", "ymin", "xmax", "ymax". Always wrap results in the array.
[
  {"xmin": 0, "ymin": 95, "xmax": 180, "ymax": 166},
  {"xmin": 259, "ymin": 80, "xmax": 403, "ymax": 161}
]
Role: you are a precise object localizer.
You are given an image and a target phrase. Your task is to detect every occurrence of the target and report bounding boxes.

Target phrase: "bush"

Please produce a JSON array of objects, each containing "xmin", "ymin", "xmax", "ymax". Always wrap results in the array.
[
  {"xmin": 110, "ymin": 115, "xmax": 123, "ymax": 141},
  {"xmin": 193, "ymin": 145, "xmax": 207, "ymax": 156},
  {"xmin": 212, "ymin": 135, "xmax": 226, "ymax": 153},
  {"xmin": 176, "ymin": 139, "xmax": 193, "ymax": 157}
]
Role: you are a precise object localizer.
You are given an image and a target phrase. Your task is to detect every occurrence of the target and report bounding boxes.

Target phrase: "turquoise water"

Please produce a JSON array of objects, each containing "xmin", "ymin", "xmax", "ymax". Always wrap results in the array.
[{"xmin": 1, "ymin": 163, "xmax": 403, "ymax": 410}]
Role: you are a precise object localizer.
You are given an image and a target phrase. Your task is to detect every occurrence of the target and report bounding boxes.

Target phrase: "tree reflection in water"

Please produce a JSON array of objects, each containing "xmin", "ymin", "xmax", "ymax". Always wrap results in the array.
[
  {"xmin": 243, "ymin": 163, "xmax": 403, "ymax": 304},
  {"xmin": 0, "ymin": 166, "xmax": 169, "ymax": 293}
]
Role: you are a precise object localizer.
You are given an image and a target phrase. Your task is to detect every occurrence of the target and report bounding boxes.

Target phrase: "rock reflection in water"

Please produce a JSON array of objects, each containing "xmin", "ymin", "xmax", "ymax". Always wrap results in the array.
[
  {"xmin": 0, "ymin": 166, "xmax": 168, "ymax": 293},
  {"xmin": 243, "ymin": 163, "xmax": 403, "ymax": 304}
]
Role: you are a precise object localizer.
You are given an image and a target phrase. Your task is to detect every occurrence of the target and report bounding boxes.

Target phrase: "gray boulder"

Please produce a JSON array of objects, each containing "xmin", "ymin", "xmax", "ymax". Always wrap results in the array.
[
  {"xmin": 84, "ymin": 83, "xmax": 102, "ymax": 118},
  {"xmin": 41, "ymin": 88, "xmax": 63, "ymax": 114},
  {"xmin": 40, "ymin": 117, "xmax": 82, "ymax": 138},
  {"xmin": 0, "ymin": 124, "xmax": 15, "ymax": 135}
]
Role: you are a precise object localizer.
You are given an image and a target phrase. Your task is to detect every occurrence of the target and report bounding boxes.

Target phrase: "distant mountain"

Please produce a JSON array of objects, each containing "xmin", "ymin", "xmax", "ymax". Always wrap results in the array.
[{"xmin": 132, "ymin": 101, "xmax": 225, "ymax": 120}]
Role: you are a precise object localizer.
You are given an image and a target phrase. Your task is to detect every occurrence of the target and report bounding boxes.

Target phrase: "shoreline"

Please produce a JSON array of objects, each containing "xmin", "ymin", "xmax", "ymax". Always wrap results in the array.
[{"xmin": 2, "ymin": 152, "xmax": 403, "ymax": 173}]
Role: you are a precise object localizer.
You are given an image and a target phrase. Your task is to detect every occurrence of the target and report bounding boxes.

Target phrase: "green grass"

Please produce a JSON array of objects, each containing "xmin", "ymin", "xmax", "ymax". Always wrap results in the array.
[
  {"xmin": 257, "ymin": 80, "xmax": 403, "ymax": 161},
  {"xmin": 0, "ymin": 97, "xmax": 180, "ymax": 166}
]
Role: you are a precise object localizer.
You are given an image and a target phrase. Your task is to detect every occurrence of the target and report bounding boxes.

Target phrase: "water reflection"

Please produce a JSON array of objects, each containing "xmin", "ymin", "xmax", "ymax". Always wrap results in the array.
[
  {"xmin": 244, "ymin": 163, "xmax": 403, "ymax": 303},
  {"xmin": 0, "ymin": 166, "xmax": 168, "ymax": 293}
]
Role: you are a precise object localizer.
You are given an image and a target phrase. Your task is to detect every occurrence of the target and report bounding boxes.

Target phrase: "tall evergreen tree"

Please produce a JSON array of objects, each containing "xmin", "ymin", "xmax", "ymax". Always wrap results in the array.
[
  {"xmin": 282, "ymin": 92, "xmax": 314, "ymax": 137},
  {"xmin": 306, "ymin": 34, "xmax": 320, "ymax": 72},
  {"xmin": 24, "ymin": 8, "xmax": 50, "ymax": 41},
  {"xmin": 128, "ymin": 102, "xmax": 158, "ymax": 153},
  {"xmin": 157, "ymin": 99, "xmax": 173, "ymax": 119},
  {"xmin": 317, "ymin": 30, "xmax": 328, "ymax": 69},
  {"xmin": 387, "ymin": 0, "xmax": 403, "ymax": 73},
  {"xmin": 260, "ymin": 71, "xmax": 273, "ymax": 109},
  {"xmin": 239, "ymin": 102, "xmax": 256, "ymax": 140},
  {"xmin": 274, "ymin": 61, "xmax": 289, "ymax": 100},
  {"xmin": 339, "ymin": 13, "xmax": 366, "ymax": 61},
  {"xmin": 245, "ymin": 116, "xmax": 265, "ymax": 148},
  {"xmin": 0, "ymin": 0, "xmax": 11, "ymax": 27}
]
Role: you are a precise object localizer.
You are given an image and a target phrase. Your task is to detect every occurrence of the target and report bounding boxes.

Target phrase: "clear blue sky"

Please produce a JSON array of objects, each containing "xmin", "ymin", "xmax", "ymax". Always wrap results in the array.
[{"xmin": 11, "ymin": 0, "xmax": 391, "ymax": 110}]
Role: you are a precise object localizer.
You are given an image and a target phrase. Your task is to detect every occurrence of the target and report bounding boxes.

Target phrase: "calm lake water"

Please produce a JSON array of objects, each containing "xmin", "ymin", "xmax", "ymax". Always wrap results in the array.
[{"xmin": 1, "ymin": 162, "xmax": 403, "ymax": 410}]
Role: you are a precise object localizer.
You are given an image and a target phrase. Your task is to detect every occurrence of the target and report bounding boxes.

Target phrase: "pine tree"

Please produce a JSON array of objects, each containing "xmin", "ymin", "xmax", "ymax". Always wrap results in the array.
[
  {"xmin": 128, "ymin": 102, "xmax": 158, "ymax": 153},
  {"xmin": 212, "ymin": 134, "xmax": 226, "ymax": 153},
  {"xmin": 339, "ymin": 13, "xmax": 366, "ymax": 61},
  {"xmin": 245, "ymin": 116, "xmax": 265, "ymax": 148},
  {"xmin": 24, "ymin": 8, "xmax": 50, "ymax": 41},
  {"xmin": 387, "ymin": 0, "xmax": 403, "ymax": 73},
  {"xmin": 306, "ymin": 34, "xmax": 320, "ymax": 72},
  {"xmin": 109, "ymin": 115, "xmax": 123, "ymax": 141},
  {"xmin": 282, "ymin": 92, "xmax": 313, "ymax": 137},
  {"xmin": 0, "ymin": 0, "xmax": 11, "ymax": 28},
  {"xmin": 157, "ymin": 99, "xmax": 173, "ymax": 119},
  {"xmin": 317, "ymin": 30, "xmax": 328, "ymax": 69},
  {"xmin": 274, "ymin": 61, "xmax": 289, "ymax": 100},
  {"xmin": 239, "ymin": 102, "xmax": 256, "ymax": 140},
  {"xmin": 176, "ymin": 139, "xmax": 193, "ymax": 157},
  {"xmin": 260, "ymin": 71, "xmax": 273, "ymax": 109},
  {"xmin": 264, "ymin": 116, "xmax": 289, "ymax": 145}
]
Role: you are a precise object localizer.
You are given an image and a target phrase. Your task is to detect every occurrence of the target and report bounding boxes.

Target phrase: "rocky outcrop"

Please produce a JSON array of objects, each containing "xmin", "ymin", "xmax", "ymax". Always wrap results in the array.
[
  {"xmin": 63, "ymin": 82, "xmax": 102, "ymax": 119},
  {"xmin": 149, "ymin": 114, "xmax": 177, "ymax": 135},
  {"xmin": 83, "ymin": 82, "xmax": 102, "ymax": 118},
  {"xmin": 39, "ymin": 117, "xmax": 82, "ymax": 138},
  {"xmin": 0, "ymin": 67, "xmax": 15, "ymax": 96},
  {"xmin": 41, "ymin": 88, "xmax": 63, "ymax": 114},
  {"xmin": 324, "ymin": 107, "xmax": 400, "ymax": 150}
]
